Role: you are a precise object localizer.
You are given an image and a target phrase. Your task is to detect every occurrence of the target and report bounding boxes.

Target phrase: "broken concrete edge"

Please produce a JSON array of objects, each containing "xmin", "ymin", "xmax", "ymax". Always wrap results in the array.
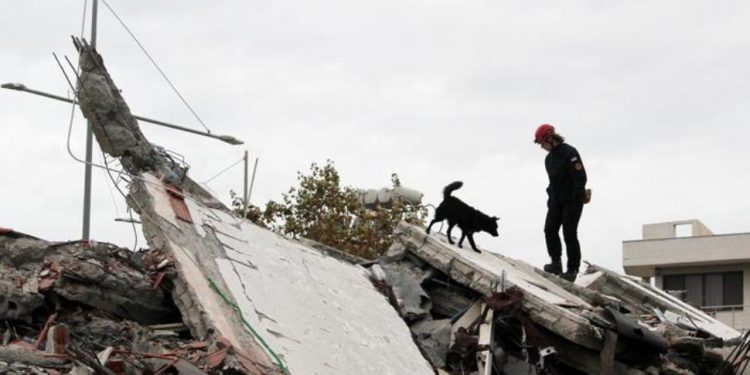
[
  {"xmin": 129, "ymin": 176, "xmax": 287, "ymax": 375},
  {"xmin": 296, "ymin": 237, "xmax": 370, "ymax": 265},
  {"xmin": 394, "ymin": 222, "xmax": 607, "ymax": 351},
  {"xmin": 74, "ymin": 37, "xmax": 164, "ymax": 176},
  {"xmin": 584, "ymin": 263, "xmax": 741, "ymax": 342},
  {"xmin": 532, "ymin": 267, "xmax": 623, "ymax": 311},
  {"xmin": 73, "ymin": 38, "xmax": 225, "ymax": 209}
]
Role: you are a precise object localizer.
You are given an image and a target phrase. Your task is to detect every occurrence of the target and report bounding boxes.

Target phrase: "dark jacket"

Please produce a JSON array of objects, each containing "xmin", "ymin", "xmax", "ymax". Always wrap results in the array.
[{"xmin": 545, "ymin": 142, "xmax": 587, "ymax": 205}]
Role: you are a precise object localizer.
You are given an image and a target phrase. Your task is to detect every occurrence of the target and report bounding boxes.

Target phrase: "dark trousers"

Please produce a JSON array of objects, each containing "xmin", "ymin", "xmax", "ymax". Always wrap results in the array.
[{"xmin": 544, "ymin": 201, "xmax": 583, "ymax": 270}]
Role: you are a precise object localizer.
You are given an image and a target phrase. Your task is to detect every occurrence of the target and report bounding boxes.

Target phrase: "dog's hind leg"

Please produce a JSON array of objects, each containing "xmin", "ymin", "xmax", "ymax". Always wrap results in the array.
[
  {"xmin": 426, "ymin": 206, "xmax": 445, "ymax": 234},
  {"xmin": 426, "ymin": 219, "xmax": 440, "ymax": 234},
  {"xmin": 467, "ymin": 233, "xmax": 481, "ymax": 253},
  {"xmin": 457, "ymin": 231, "xmax": 466, "ymax": 248},
  {"xmin": 446, "ymin": 222, "xmax": 456, "ymax": 244}
]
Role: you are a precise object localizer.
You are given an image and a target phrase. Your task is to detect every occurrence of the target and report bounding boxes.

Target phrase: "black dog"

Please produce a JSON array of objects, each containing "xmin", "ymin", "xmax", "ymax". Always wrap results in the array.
[{"xmin": 426, "ymin": 181, "xmax": 499, "ymax": 252}]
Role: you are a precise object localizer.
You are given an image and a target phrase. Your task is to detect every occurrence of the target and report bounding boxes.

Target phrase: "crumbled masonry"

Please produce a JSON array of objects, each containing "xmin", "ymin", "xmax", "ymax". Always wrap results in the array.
[
  {"xmin": 0, "ymin": 230, "xmax": 230, "ymax": 374},
  {"xmin": 2, "ymin": 37, "xmax": 749, "ymax": 374}
]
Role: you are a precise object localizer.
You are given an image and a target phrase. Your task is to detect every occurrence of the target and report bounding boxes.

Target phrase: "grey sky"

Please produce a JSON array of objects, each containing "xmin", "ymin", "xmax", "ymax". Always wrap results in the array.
[{"xmin": 2, "ymin": 1, "xmax": 749, "ymax": 272}]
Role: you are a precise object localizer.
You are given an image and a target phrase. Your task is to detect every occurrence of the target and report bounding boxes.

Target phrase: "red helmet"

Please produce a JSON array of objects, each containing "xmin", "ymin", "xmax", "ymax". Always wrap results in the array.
[{"xmin": 534, "ymin": 124, "xmax": 555, "ymax": 143}]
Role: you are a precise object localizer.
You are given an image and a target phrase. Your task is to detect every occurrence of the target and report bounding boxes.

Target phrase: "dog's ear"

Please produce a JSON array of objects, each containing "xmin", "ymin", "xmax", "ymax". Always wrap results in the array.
[{"xmin": 491, "ymin": 216, "xmax": 499, "ymax": 221}]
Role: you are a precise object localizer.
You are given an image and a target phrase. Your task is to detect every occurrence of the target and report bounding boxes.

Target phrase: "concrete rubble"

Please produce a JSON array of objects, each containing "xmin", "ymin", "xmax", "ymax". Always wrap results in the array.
[
  {"xmin": 3, "ymin": 38, "xmax": 750, "ymax": 374},
  {"xmin": 0, "ymin": 229, "xmax": 237, "ymax": 374},
  {"xmin": 373, "ymin": 222, "xmax": 750, "ymax": 374}
]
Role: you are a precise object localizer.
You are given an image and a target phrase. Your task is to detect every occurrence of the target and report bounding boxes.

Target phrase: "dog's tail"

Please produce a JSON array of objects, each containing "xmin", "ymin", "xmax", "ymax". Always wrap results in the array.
[{"xmin": 443, "ymin": 181, "xmax": 463, "ymax": 198}]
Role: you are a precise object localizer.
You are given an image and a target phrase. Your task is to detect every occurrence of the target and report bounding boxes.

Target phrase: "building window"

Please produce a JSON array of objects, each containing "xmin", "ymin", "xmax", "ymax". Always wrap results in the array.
[{"xmin": 663, "ymin": 272, "xmax": 743, "ymax": 311}]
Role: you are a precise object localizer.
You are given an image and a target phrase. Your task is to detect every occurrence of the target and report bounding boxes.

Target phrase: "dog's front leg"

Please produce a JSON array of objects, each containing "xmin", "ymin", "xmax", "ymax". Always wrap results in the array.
[
  {"xmin": 457, "ymin": 231, "xmax": 466, "ymax": 248},
  {"xmin": 467, "ymin": 233, "xmax": 480, "ymax": 253}
]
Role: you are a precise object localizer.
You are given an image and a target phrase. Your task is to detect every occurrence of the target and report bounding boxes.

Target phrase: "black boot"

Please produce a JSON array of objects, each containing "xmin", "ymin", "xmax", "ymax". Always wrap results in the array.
[
  {"xmin": 561, "ymin": 268, "xmax": 578, "ymax": 282},
  {"xmin": 543, "ymin": 258, "xmax": 562, "ymax": 275}
]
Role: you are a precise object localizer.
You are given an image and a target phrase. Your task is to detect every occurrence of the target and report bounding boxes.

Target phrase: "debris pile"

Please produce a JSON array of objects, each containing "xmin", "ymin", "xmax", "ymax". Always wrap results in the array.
[
  {"xmin": 0, "ymin": 229, "xmax": 268, "ymax": 374},
  {"xmin": 368, "ymin": 222, "xmax": 750, "ymax": 374},
  {"xmin": 5, "ymin": 37, "xmax": 748, "ymax": 375}
]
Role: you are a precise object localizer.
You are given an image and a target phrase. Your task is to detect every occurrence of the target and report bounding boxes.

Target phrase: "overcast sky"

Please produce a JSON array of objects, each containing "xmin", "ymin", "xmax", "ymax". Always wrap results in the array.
[{"xmin": 2, "ymin": 1, "xmax": 749, "ymax": 273}]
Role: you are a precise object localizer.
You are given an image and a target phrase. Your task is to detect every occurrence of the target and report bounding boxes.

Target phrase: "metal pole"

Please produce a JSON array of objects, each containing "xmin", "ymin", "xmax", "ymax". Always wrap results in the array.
[
  {"xmin": 82, "ymin": 0, "xmax": 98, "ymax": 240},
  {"xmin": 0, "ymin": 84, "xmax": 244, "ymax": 145},
  {"xmin": 248, "ymin": 157, "xmax": 259, "ymax": 203},
  {"xmin": 243, "ymin": 150, "xmax": 249, "ymax": 216}
]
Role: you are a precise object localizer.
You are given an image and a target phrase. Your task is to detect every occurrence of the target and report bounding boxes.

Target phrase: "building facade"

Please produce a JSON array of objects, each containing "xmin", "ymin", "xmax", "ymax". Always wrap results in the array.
[{"xmin": 623, "ymin": 220, "xmax": 750, "ymax": 330}]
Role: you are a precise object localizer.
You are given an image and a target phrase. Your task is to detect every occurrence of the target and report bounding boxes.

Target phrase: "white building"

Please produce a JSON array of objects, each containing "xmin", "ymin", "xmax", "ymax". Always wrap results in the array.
[{"xmin": 623, "ymin": 219, "xmax": 750, "ymax": 330}]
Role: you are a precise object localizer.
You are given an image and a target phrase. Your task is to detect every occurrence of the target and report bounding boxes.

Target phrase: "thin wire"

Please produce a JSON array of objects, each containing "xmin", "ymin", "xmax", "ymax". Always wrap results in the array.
[
  {"xmin": 99, "ymin": 0, "xmax": 212, "ymax": 134},
  {"xmin": 202, "ymin": 156, "xmax": 245, "ymax": 183},
  {"xmin": 103, "ymin": 152, "xmax": 139, "ymax": 251},
  {"xmin": 80, "ymin": 0, "xmax": 89, "ymax": 38},
  {"xmin": 100, "ymin": 153, "xmax": 122, "ymax": 216}
]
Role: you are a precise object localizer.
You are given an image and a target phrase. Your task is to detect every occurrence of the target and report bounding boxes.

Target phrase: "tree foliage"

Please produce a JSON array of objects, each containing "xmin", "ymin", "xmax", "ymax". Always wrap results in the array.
[{"xmin": 231, "ymin": 160, "xmax": 427, "ymax": 260}]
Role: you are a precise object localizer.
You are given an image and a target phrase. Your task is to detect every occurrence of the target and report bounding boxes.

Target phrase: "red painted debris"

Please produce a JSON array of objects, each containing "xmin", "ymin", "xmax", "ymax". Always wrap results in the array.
[
  {"xmin": 236, "ymin": 355, "xmax": 266, "ymax": 374},
  {"xmin": 106, "ymin": 359, "xmax": 126, "ymax": 375},
  {"xmin": 11, "ymin": 340, "xmax": 38, "ymax": 351},
  {"xmin": 49, "ymin": 261, "xmax": 62, "ymax": 273},
  {"xmin": 152, "ymin": 271, "xmax": 166, "ymax": 289},
  {"xmin": 188, "ymin": 341, "xmax": 207, "ymax": 350},
  {"xmin": 47, "ymin": 325, "xmax": 69, "ymax": 354},
  {"xmin": 38, "ymin": 277, "xmax": 56, "ymax": 291},
  {"xmin": 205, "ymin": 348, "xmax": 229, "ymax": 369},
  {"xmin": 216, "ymin": 336, "xmax": 233, "ymax": 348},
  {"xmin": 35, "ymin": 313, "xmax": 58, "ymax": 349},
  {"xmin": 165, "ymin": 184, "xmax": 193, "ymax": 223},
  {"xmin": 209, "ymin": 336, "xmax": 264, "ymax": 373}
]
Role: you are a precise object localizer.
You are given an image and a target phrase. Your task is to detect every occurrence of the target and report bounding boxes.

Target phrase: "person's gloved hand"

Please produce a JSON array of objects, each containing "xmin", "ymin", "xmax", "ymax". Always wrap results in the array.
[{"xmin": 583, "ymin": 189, "xmax": 592, "ymax": 204}]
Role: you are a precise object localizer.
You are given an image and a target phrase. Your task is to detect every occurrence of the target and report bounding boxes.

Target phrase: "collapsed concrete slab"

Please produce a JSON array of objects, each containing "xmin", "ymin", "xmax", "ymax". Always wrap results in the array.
[
  {"xmin": 72, "ymin": 38, "xmax": 434, "ymax": 374},
  {"xmin": 128, "ymin": 174, "xmax": 435, "ymax": 374},
  {"xmin": 390, "ymin": 222, "xmax": 604, "ymax": 349},
  {"xmin": 380, "ymin": 222, "xmax": 744, "ymax": 374}
]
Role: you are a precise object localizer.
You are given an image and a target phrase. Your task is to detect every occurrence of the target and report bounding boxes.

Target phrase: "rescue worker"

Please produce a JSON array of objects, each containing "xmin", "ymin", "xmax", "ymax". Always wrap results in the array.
[{"xmin": 534, "ymin": 124, "xmax": 589, "ymax": 282}]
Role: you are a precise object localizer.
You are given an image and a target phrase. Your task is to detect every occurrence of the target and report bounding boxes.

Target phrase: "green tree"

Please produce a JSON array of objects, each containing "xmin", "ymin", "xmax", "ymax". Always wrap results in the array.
[{"xmin": 231, "ymin": 160, "xmax": 427, "ymax": 260}]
